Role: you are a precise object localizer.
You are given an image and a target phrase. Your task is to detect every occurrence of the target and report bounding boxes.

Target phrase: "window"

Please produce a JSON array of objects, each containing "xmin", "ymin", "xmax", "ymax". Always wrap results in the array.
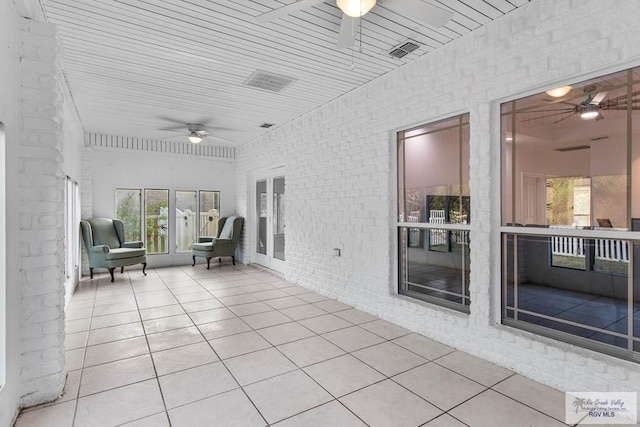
[
  {"xmin": 176, "ymin": 190, "xmax": 197, "ymax": 252},
  {"xmin": 178, "ymin": 190, "xmax": 221, "ymax": 251},
  {"xmin": 501, "ymin": 66, "xmax": 640, "ymax": 360},
  {"xmin": 145, "ymin": 189, "xmax": 169, "ymax": 254},
  {"xmin": 117, "ymin": 188, "xmax": 220, "ymax": 255},
  {"xmin": 397, "ymin": 113, "xmax": 471, "ymax": 311},
  {"xmin": 116, "ymin": 188, "xmax": 142, "ymax": 241},
  {"xmin": 199, "ymin": 190, "xmax": 220, "ymax": 237},
  {"xmin": 273, "ymin": 177, "xmax": 285, "ymax": 261},
  {"xmin": 256, "ymin": 180, "xmax": 267, "ymax": 255}
]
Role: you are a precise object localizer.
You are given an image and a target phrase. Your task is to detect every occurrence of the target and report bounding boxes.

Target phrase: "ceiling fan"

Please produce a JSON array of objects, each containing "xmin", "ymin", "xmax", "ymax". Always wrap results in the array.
[
  {"xmin": 255, "ymin": 0, "xmax": 453, "ymax": 49},
  {"xmin": 159, "ymin": 119, "xmax": 234, "ymax": 145},
  {"xmin": 522, "ymin": 86, "xmax": 639, "ymax": 124}
]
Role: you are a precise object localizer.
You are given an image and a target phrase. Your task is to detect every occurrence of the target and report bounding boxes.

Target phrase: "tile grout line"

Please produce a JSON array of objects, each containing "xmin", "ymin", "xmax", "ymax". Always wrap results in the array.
[
  {"xmin": 131, "ymin": 272, "xmax": 174, "ymax": 427},
  {"xmin": 489, "ymin": 379, "xmax": 571, "ymax": 425},
  {"xmin": 68, "ymin": 273, "xmax": 100, "ymax": 427}
]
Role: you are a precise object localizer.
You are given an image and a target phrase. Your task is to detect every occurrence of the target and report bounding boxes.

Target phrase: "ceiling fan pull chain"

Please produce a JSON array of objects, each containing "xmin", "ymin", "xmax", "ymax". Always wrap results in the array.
[
  {"xmin": 359, "ymin": 14, "xmax": 363, "ymax": 53},
  {"xmin": 350, "ymin": 44, "xmax": 356, "ymax": 70}
]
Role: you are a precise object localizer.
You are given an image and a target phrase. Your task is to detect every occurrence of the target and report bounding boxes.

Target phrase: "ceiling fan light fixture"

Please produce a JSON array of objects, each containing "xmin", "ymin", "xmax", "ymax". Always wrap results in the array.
[
  {"xmin": 188, "ymin": 134, "xmax": 203, "ymax": 143},
  {"xmin": 336, "ymin": 0, "xmax": 376, "ymax": 17},
  {"xmin": 580, "ymin": 104, "xmax": 600, "ymax": 120},
  {"xmin": 545, "ymin": 85, "xmax": 572, "ymax": 97}
]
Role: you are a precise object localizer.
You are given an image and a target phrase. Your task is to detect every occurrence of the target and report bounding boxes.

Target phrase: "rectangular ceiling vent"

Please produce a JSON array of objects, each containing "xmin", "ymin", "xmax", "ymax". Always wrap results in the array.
[
  {"xmin": 555, "ymin": 145, "xmax": 591, "ymax": 152},
  {"xmin": 244, "ymin": 71, "xmax": 296, "ymax": 93},
  {"xmin": 389, "ymin": 40, "xmax": 420, "ymax": 59}
]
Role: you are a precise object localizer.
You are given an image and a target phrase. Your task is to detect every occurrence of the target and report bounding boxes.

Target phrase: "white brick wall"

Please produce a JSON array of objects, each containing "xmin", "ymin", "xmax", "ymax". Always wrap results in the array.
[
  {"xmin": 236, "ymin": 0, "xmax": 640, "ymax": 393},
  {"xmin": 17, "ymin": 18, "xmax": 66, "ymax": 406}
]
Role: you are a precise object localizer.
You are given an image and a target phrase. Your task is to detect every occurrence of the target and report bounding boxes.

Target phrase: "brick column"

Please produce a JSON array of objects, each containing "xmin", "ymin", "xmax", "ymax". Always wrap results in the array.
[{"xmin": 17, "ymin": 18, "xmax": 66, "ymax": 406}]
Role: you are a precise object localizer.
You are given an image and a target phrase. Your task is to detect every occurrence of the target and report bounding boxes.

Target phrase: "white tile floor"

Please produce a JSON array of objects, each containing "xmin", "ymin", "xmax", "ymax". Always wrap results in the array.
[{"xmin": 15, "ymin": 264, "xmax": 574, "ymax": 427}]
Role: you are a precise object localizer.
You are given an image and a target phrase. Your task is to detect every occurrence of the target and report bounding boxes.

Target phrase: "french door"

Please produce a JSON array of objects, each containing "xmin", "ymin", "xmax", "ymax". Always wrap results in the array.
[{"xmin": 254, "ymin": 170, "xmax": 285, "ymax": 273}]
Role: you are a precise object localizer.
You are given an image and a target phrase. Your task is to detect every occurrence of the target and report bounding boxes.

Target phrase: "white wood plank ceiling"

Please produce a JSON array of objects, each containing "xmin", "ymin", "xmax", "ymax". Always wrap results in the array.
[{"xmin": 38, "ymin": 0, "xmax": 532, "ymax": 146}]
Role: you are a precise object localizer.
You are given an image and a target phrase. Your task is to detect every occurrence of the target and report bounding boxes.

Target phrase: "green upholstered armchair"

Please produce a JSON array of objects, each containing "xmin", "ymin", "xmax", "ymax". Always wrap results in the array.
[
  {"xmin": 192, "ymin": 216, "xmax": 244, "ymax": 269},
  {"xmin": 80, "ymin": 218, "xmax": 147, "ymax": 282}
]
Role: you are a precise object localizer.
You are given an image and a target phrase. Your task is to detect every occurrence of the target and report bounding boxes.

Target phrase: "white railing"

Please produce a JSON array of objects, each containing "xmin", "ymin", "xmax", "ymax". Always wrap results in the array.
[
  {"xmin": 551, "ymin": 236, "xmax": 586, "ymax": 258},
  {"xmin": 595, "ymin": 238, "xmax": 628, "ymax": 262},
  {"xmin": 550, "ymin": 235, "xmax": 629, "ymax": 263},
  {"xmin": 427, "ymin": 210, "xmax": 468, "ymax": 247},
  {"xmin": 408, "ymin": 211, "xmax": 421, "ymax": 247},
  {"xmin": 430, "ymin": 210, "xmax": 445, "ymax": 223},
  {"xmin": 428, "ymin": 210, "xmax": 447, "ymax": 246}
]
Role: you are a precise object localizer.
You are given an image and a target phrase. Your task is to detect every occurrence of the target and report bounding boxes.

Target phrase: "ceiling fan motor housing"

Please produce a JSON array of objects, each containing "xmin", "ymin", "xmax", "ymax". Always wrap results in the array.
[{"xmin": 187, "ymin": 123, "xmax": 206, "ymax": 133}]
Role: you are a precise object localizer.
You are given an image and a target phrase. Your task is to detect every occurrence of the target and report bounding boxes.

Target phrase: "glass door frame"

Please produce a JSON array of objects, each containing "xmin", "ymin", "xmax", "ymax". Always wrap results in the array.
[{"xmin": 252, "ymin": 167, "xmax": 286, "ymax": 274}]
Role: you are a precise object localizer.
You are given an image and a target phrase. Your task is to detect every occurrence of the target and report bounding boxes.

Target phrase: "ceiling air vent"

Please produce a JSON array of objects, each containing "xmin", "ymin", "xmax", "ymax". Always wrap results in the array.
[
  {"xmin": 389, "ymin": 40, "xmax": 420, "ymax": 59},
  {"xmin": 260, "ymin": 123, "xmax": 275, "ymax": 128},
  {"xmin": 555, "ymin": 145, "xmax": 591, "ymax": 152},
  {"xmin": 244, "ymin": 71, "xmax": 296, "ymax": 93}
]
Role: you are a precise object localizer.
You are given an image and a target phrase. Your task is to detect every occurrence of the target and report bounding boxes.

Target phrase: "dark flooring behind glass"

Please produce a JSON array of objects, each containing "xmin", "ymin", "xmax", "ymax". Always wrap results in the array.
[
  {"xmin": 506, "ymin": 283, "xmax": 640, "ymax": 351},
  {"xmin": 407, "ymin": 263, "xmax": 470, "ymax": 305}
]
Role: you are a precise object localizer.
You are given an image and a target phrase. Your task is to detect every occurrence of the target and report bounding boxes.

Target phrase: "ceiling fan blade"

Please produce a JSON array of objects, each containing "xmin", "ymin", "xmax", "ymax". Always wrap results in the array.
[
  {"xmin": 552, "ymin": 112, "xmax": 577, "ymax": 124},
  {"xmin": 385, "ymin": 0, "xmax": 453, "ymax": 27},
  {"xmin": 160, "ymin": 134, "xmax": 184, "ymax": 140},
  {"xmin": 159, "ymin": 126, "xmax": 186, "ymax": 132},
  {"xmin": 591, "ymin": 91, "xmax": 608, "ymax": 104},
  {"xmin": 520, "ymin": 111, "xmax": 575, "ymax": 122},
  {"xmin": 606, "ymin": 91, "xmax": 640, "ymax": 106},
  {"xmin": 206, "ymin": 135, "xmax": 235, "ymax": 146},
  {"xmin": 605, "ymin": 106, "xmax": 640, "ymax": 110},
  {"xmin": 557, "ymin": 101, "xmax": 580, "ymax": 107},
  {"xmin": 255, "ymin": 0, "xmax": 324, "ymax": 23},
  {"xmin": 518, "ymin": 108, "xmax": 575, "ymax": 113},
  {"xmin": 157, "ymin": 116, "xmax": 186, "ymax": 125},
  {"xmin": 202, "ymin": 125, "xmax": 234, "ymax": 132},
  {"xmin": 337, "ymin": 15, "xmax": 359, "ymax": 49}
]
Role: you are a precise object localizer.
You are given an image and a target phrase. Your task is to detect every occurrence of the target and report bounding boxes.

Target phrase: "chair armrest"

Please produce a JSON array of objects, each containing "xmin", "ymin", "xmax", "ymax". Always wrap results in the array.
[
  {"xmin": 212, "ymin": 238, "xmax": 232, "ymax": 244},
  {"xmin": 122, "ymin": 241, "xmax": 143, "ymax": 248},
  {"xmin": 90, "ymin": 245, "xmax": 109, "ymax": 254},
  {"xmin": 197, "ymin": 237, "xmax": 214, "ymax": 243}
]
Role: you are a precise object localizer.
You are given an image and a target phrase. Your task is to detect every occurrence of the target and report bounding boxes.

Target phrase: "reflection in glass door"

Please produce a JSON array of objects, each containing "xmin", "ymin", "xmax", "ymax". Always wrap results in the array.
[
  {"xmin": 256, "ymin": 180, "xmax": 267, "ymax": 256},
  {"xmin": 254, "ymin": 173, "xmax": 285, "ymax": 272},
  {"xmin": 273, "ymin": 177, "xmax": 285, "ymax": 261}
]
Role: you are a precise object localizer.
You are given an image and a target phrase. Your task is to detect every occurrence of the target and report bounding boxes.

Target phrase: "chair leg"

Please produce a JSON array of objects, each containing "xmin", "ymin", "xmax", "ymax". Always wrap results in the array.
[
  {"xmin": 121, "ymin": 266, "xmax": 124, "ymax": 274},
  {"xmin": 90, "ymin": 268, "xmax": 94, "ymax": 279},
  {"xmin": 142, "ymin": 262, "xmax": 147, "ymax": 276},
  {"xmin": 108, "ymin": 268, "xmax": 115, "ymax": 282},
  {"xmin": 206, "ymin": 257, "xmax": 211, "ymax": 269},
  {"xmin": 232, "ymin": 256, "xmax": 235, "ymax": 265},
  {"xmin": 218, "ymin": 257, "xmax": 222, "ymax": 264},
  {"xmin": 192, "ymin": 256, "xmax": 196, "ymax": 266}
]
